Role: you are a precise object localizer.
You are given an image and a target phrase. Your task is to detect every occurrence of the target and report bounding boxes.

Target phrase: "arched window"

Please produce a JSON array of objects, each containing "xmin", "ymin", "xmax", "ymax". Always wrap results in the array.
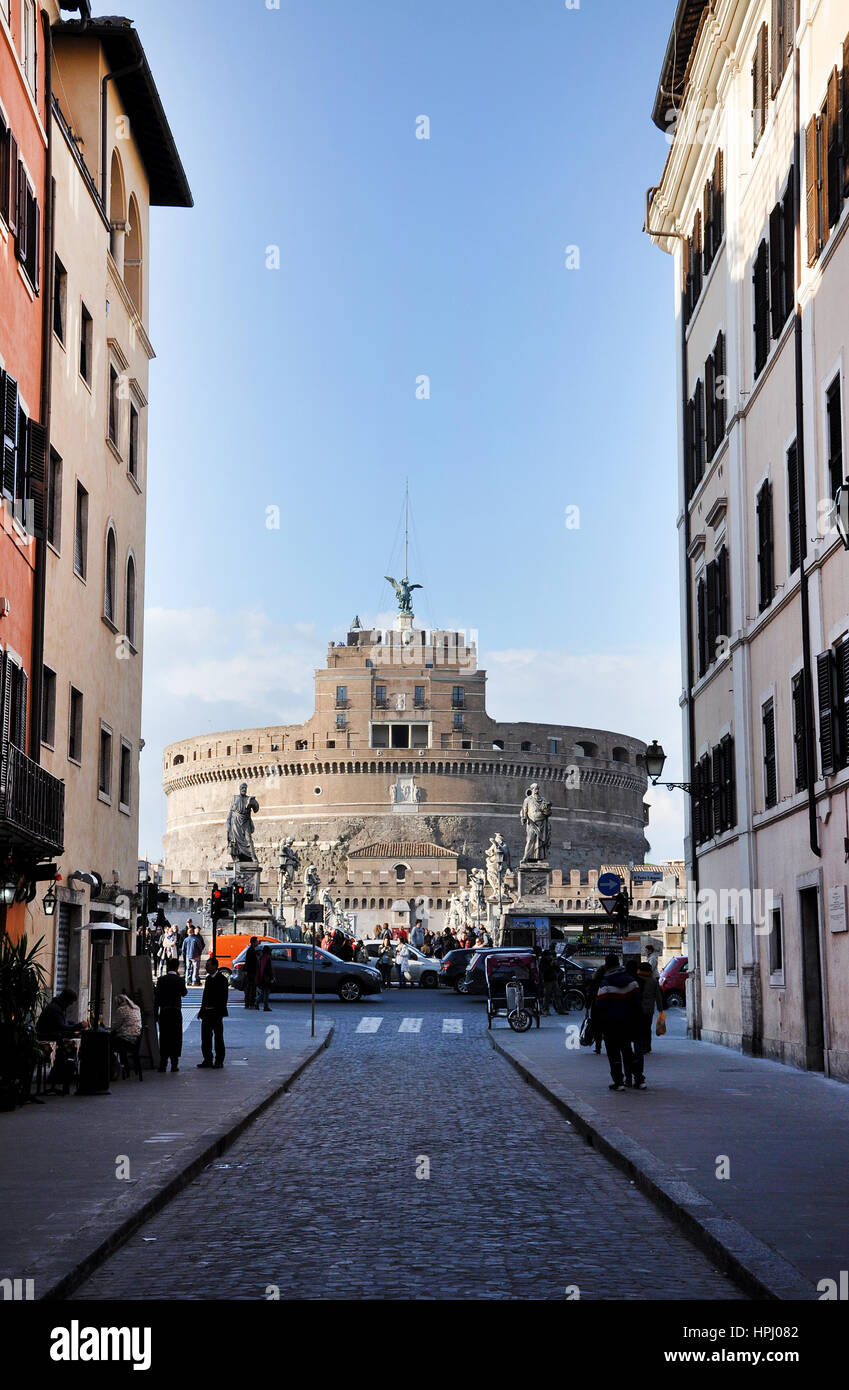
[
  {"xmin": 173, "ymin": 754, "xmax": 184, "ymax": 765},
  {"xmin": 612, "ymin": 746, "xmax": 630, "ymax": 763},
  {"xmin": 370, "ymin": 898, "xmax": 376, "ymax": 909},
  {"xmin": 521, "ymin": 740, "xmax": 531, "ymax": 752},
  {"xmin": 394, "ymin": 864, "xmax": 407, "ymax": 883},
  {"xmin": 125, "ymin": 553, "xmax": 136, "ymax": 647},
  {"xmin": 125, "ymin": 194, "xmax": 143, "ymax": 314},
  {"xmin": 104, "ymin": 525, "xmax": 116, "ymax": 624},
  {"xmin": 378, "ymin": 897, "xmax": 384, "ymax": 909},
  {"xmin": 109, "ymin": 150, "xmax": 126, "ymax": 271}
]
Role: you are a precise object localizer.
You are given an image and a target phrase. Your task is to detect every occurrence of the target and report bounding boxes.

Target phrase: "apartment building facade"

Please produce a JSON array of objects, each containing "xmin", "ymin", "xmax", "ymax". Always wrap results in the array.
[
  {"xmin": 648, "ymin": 0, "xmax": 849, "ymax": 1078},
  {"xmin": 0, "ymin": 0, "xmax": 65, "ymax": 944},
  {"xmin": 14, "ymin": 8, "xmax": 191, "ymax": 1016}
]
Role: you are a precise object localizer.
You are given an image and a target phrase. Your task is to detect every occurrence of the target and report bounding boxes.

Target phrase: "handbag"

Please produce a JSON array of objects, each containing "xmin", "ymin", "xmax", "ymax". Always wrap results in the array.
[
  {"xmin": 579, "ymin": 1012, "xmax": 595, "ymax": 1047},
  {"xmin": 655, "ymin": 1011, "xmax": 667, "ymax": 1037}
]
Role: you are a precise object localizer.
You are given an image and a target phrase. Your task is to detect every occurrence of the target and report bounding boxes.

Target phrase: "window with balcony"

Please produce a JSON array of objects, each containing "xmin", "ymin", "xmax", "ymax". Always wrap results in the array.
[{"xmin": 68, "ymin": 686, "xmax": 83, "ymax": 763}]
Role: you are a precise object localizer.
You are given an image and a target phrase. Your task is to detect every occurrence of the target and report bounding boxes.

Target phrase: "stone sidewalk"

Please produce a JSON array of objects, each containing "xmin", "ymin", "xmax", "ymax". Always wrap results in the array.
[
  {"xmin": 0, "ymin": 996, "xmax": 332, "ymax": 1300},
  {"xmin": 490, "ymin": 1009, "xmax": 849, "ymax": 1300}
]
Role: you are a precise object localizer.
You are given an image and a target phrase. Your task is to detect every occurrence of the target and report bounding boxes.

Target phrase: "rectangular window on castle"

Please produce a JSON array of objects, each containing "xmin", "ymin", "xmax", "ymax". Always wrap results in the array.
[
  {"xmin": 375, "ymin": 684, "xmax": 386, "ymax": 708},
  {"xmin": 414, "ymin": 685, "xmax": 425, "ymax": 707},
  {"xmin": 335, "ymin": 685, "xmax": 347, "ymax": 707}
]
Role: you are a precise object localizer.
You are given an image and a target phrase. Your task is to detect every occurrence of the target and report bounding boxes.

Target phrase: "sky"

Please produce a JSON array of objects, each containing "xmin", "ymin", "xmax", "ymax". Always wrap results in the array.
[{"xmin": 130, "ymin": 0, "xmax": 686, "ymax": 863}]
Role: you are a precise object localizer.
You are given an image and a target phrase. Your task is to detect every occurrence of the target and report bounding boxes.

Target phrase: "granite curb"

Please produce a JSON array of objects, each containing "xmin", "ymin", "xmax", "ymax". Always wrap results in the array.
[
  {"xmin": 488, "ymin": 1032, "xmax": 817, "ymax": 1303},
  {"xmin": 31, "ymin": 1023, "xmax": 334, "ymax": 1302}
]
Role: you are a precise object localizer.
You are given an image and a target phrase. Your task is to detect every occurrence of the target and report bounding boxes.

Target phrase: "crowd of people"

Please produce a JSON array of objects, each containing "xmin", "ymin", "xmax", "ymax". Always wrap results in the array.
[{"xmin": 137, "ymin": 912, "xmax": 206, "ymax": 982}]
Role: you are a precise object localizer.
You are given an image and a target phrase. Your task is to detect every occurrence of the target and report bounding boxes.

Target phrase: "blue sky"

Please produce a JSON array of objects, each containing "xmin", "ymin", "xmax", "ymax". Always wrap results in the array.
[{"xmin": 131, "ymin": 0, "xmax": 686, "ymax": 861}]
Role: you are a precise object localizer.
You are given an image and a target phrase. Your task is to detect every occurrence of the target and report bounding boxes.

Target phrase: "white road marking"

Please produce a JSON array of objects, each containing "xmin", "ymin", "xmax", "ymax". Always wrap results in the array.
[
  {"xmin": 399, "ymin": 1017, "xmax": 422, "ymax": 1033},
  {"xmin": 145, "ymin": 1133, "xmax": 185, "ymax": 1144},
  {"xmin": 442, "ymin": 1019, "xmax": 463, "ymax": 1034},
  {"xmin": 356, "ymin": 1017, "xmax": 383, "ymax": 1033}
]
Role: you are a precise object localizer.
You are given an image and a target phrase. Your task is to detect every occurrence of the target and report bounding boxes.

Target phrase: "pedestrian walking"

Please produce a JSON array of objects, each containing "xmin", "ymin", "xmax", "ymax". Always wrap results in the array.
[
  {"xmin": 154, "ymin": 960, "xmax": 187, "ymax": 1072},
  {"xmin": 377, "ymin": 944, "xmax": 393, "ymax": 988},
  {"xmin": 181, "ymin": 926, "xmax": 195, "ymax": 981},
  {"xmin": 411, "ymin": 920, "xmax": 425, "ymax": 950},
  {"xmin": 590, "ymin": 953, "xmax": 642, "ymax": 1091},
  {"xmin": 644, "ymin": 943, "xmax": 661, "ymax": 978},
  {"xmin": 633, "ymin": 961, "xmax": 664, "ymax": 1088},
  {"xmin": 112, "ymin": 994, "xmax": 142, "ymax": 1078},
  {"xmin": 586, "ymin": 962, "xmax": 606, "ymax": 1055},
  {"xmin": 197, "ymin": 957, "xmax": 229, "ymax": 1068},
  {"xmin": 396, "ymin": 942, "xmax": 411, "ymax": 988},
  {"xmin": 256, "ymin": 945, "xmax": 274, "ymax": 1012},
  {"xmin": 539, "ymin": 948, "xmax": 559, "ymax": 1015},
  {"xmin": 243, "ymin": 936, "xmax": 259, "ymax": 1009}
]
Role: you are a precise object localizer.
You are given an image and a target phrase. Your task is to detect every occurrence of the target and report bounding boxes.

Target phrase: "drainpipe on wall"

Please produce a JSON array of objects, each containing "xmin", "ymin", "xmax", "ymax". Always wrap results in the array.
[
  {"xmin": 792, "ymin": 31, "xmax": 821, "ymax": 860},
  {"xmin": 30, "ymin": 11, "xmax": 54, "ymax": 764}
]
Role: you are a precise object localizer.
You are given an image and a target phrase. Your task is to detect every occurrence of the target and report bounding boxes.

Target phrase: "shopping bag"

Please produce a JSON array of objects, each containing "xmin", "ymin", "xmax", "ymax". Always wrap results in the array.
[
  {"xmin": 579, "ymin": 1012, "xmax": 595, "ymax": 1047},
  {"xmin": 655, "ymin": 1011, "xmax": 667, "ymax": 1037}
]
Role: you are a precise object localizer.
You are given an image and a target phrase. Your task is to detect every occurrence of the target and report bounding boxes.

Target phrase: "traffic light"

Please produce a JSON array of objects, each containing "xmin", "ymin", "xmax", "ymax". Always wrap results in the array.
[
  {"xmin": 210, "ymin": 884, "xmax": 224, "ymax": 921},
  {"xmin": 233, "ymin": 883, "xmax": 245, "ymax": 913},
  {"xmin": 143, "ymin": 882, "xmax": 168, "ymax": 915}
]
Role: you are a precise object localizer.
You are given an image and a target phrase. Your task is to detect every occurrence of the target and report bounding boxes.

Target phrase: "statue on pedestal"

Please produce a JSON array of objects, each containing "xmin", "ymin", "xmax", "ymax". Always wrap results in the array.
[
  {"xmin": 469, "ymin": 868, "xmax": 487, "ymax": 921},
  {"xmin": 278, "ymin": 836, "xmax": 300, "ymax": 893},
  {"xmin": 385, "ymin": 575, "xmax": 422, "ymax": 615},
  {"xmin": 227, "ymin": 782, "xmax": 259, "ymax": 862},
  {"xmin": 486, "ymin": 833, "xmax": 511, "ymax": 898},
  {"xmin": 520, "ymin": 782, "xmax": 552, "ymax": 864},
  {"xmin": 302, "ymin": 864, "xmax": 320, "ymax": 910}
]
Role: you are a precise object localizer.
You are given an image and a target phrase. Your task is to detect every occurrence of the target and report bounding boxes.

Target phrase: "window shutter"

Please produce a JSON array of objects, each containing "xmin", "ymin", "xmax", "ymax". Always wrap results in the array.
[
  {"xmin": 713, "ymin": 149, "xmax": 724, "ymax": 244},
  {"xmin": 717, "ymin": 545, "xmax": 729, "ymax": 638},
  {"xmin": 714, "ymin": 331, "xmax": 726, "ymax": 441},
  {"xmin": 697, "ymin": 577, "xmax": 707, "ymax": 678},
  {"xmin": 726, "ymin": 737, "xmax": 737, "ymax": 828},
  {"xmin": 0, "ymin": 118, "xmax": 8, "ymax": 226},
  {"xmin": 706, "ymin": 557, "xmax": 718, "ymax": 658},
  {"xmin": 3, "ymin": 369, "xmax": 17, "ymax": 442},
  {"xmin": 817, "ymin": 650, "xmax": 836, "ymax": 775},
  {"xmin": 782, "ymin": 177, "xmax": 795, "ymax": 319},
  {"xmin": 753, "ymin": 37, "xmax": 763, "ymax": 147},
  {"xmin": 769, "ymin": 202, "xmax": 784, "ymax": 337},
  {"xmin": 15, "ymin": 160, "xmax": 27, "ymax": 264},
  {"xmin": 6, "ymin": 133, "xmax": 17, "ymax": 237},
  {"xmin": 712, "ymin": 745, "xmax": 723, "ymax": 829},
  {"xmin": 32, "ymin": 195, "xmax": 40, "ymax": 293},
  {"xmin": 15, "ymin": 667, "xmax": 28, "ymax": 754},
  {"xmin": 763, "ymin": 704, "xmax": 777, "ymax": 807},
  {"xmin": 787, "ymin": 442, "xmax": 801, "ymax": 572},
  {"xmin": 771, "ymin": 0, "xmax": 781, "ymax": 97},
  {"xmin": 25, "ymin": 418, "xmax": 48, "ymax": 539},
  {"xmin": 840, "ymin": 640, "xmax": 849, "ymax": 770},
  {"xmin": 827, "ymin": 66, "xmax": 840, "ymax": 228},
  {"xmin": 702, "ymin": 755, "xmax": 714, "ymax": 838},
  {"xmin": 693, "ymin": 209, "xmax": 703, "ymax": 301},
  {"xmin": 806, "ymin": 118, "xmax": 818, "ymax": 263},
  {"xmin": 694, "ymin": 378, "xmax": 705, "ymax": 483},
  {"xmin": 792, "ymin": 672, "xmax": 808, "ymax": 791},
  {"xmin": 761, "ymin": 25, "xmax": 770, "ymax": 130},
  {"xmin": 843, "ymin": 35, "xmax": 849, "ymax": 197},
  {"xmin": 703, "ymin": 179, "xmax": 713, "ymax": 272},
  {"xmin": 705, "ymin": 351, "xmax": 715, "ymax": 461},
  {"xmin": 0, "ymin": 651, "xmax": 12, "ymax": 759},
  {"xmin": 754, "ymin": 240, "xmax": 770, "ymax": 376},
  {"xmin": 682, "ymin": 237, "xmax": 690, "ymax": 314},
  {"xmin": 15, "ymin": 403, "xmax": 27, "ymax": 509},
  {"xmin": 685, "ymin": 396, "xmax": 695, "ymax": 499}
]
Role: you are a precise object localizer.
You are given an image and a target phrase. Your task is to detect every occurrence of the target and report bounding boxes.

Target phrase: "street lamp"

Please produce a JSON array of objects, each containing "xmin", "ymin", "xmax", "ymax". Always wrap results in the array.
[
  {"xmin": 42, "ymin": 881, "xmax": 57, "ymax": 916},
  {"xmin": 645, "ymin": 738, "xmax": 721, "ymax": 793},
  {"xmin": 1, "ymin": 878, "xmax": 16, "ymax": 907}
]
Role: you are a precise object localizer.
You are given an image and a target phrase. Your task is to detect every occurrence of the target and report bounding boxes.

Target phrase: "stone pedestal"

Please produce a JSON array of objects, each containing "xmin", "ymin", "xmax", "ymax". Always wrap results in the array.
[
  {"xmin": 231, "ymin": 859, "xmax": 261, "ymax": 901},
  {"xmin": 516, "ymin": 861, "xmax": 551, "ymax": 902}
]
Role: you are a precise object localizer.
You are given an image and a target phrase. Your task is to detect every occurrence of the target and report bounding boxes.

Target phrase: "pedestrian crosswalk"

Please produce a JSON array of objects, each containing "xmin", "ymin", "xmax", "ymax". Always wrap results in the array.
[{"xmin": 355, "ymin": 1016, "xmax": 465, "ymax": 1035}]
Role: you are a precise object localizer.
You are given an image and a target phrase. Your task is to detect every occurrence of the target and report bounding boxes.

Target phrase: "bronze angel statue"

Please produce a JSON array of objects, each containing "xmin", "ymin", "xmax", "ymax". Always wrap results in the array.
[{"xmin": 385, "ymin": 575, "xmax": 422, "ymax": 614}]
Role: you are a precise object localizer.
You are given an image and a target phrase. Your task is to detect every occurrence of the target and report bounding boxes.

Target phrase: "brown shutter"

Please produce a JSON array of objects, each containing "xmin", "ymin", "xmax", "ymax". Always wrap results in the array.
[
  {"xmin": 826, "ymin": 66, "xmax": 839, "ymax": 229},
  {"xmin": 703, "ymin": 179, "xmax": 713, "ymax": 271},
  {"xmin": 769, "ymin": 202, "xmax": 783, "ymax": 337},
  {"xmin": 806, "ymin": 118, "xmax": 818, "ymax": 263},
  {"xmin": 817, "ymin": 650, "xmax": 836, "ymax": 775},
  {"xmin": 843, "ymin": 35, "xmax": 849, "ymax": 197},
  {"xmin": 771, "ymin": 0, "xmax": 781, "ymax": 97},
  {"xmin": 5, "ymin": 133, "xmax": 17, "ymax": 237},
  {"xmin": 26, "ymin": 418, "xmax": 48, "ymax": 539},
  {"xmin": 761, "ymin": 25, "xmax": 770, "ymax": 127},
  {"xmin": 15, "ymin": 160, "xmax": 27, "ymax": 263}
]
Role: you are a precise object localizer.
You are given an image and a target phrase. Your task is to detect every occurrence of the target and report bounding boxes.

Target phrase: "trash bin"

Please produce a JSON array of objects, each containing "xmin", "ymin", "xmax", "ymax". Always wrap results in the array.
[{"xmin": 77, "ymin": 1029, "xmax": 112, "ymax": 1095}]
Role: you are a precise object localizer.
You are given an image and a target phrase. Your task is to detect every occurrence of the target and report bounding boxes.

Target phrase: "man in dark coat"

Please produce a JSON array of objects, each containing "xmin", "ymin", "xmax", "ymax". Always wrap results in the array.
[
  {"xmin": 154, "ymin": 959, "xmax": 187, "ymax": 1072},
  {"xmin": 197, "ymin": 957, "xmax": 229, "ymax": 1068},
  {"xmin": 243, "ymin": 936, "xmax": 259, "ymax": 1009},
  {"xmin": 590, "ymin": 953, "xmax": 642, "ymax": 1091}
]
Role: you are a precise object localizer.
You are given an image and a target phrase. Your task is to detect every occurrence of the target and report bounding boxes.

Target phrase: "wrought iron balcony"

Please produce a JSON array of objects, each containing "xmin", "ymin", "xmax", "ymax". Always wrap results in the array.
[{"xmin": 0, "ymin": 740, "xmax": 65, "ymax": 857}]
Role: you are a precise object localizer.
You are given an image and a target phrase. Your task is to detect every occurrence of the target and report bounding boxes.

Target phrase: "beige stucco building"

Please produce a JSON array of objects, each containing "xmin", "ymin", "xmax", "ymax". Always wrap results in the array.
[
  {"xmin": 648, "ymin": 0, "xmax": 849, "ymax": 1077},
  {"xmin": 25, "ymin": 12, "xmax": 191, "ymax": 1017}
]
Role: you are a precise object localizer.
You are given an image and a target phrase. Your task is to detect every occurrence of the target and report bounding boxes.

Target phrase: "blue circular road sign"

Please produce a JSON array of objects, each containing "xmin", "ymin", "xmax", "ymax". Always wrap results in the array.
[{"xmin": 597, "ymin": 872, "xmax": 622, "ymax": 898}]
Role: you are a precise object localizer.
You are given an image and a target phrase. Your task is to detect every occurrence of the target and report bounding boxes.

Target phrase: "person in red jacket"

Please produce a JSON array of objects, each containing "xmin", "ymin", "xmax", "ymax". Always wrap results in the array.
[{"xmin": 256, "ymin": 946, "xmax": 274, "ymax": 1012}]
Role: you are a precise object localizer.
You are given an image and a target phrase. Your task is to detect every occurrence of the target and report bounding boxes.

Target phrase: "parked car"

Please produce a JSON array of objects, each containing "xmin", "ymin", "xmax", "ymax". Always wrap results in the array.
[
  {"xmin": 362, "ymin": 941, "xmax": 440, "ymax": 988},
  {"xmin": 212, "ymin": 933, "xmax": 281, "ymax": 978},
  {"xmin": 229, "ymin": 943, "xmax": 382, "ymax": 1002},
  {"xmin": 659, "ymin": 955, "xmax": 689, "ymax": 1008},
  {"xmin": 438, "ymin": 949, "xmax": 476, "ymax": 992}
]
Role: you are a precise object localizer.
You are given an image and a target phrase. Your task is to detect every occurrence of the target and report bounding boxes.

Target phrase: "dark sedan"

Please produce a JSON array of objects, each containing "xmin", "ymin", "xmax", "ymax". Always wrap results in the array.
[
  {"xmin": 437, "ymin": 948, "xmax": 476, "ymax": 992},
  {"xmin": 229, "ymin": 943, "xmax": 382, "ymax": 1002}
]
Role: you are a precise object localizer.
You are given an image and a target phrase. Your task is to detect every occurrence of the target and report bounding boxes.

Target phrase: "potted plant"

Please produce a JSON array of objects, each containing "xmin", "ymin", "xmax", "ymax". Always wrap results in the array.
[{"xmin": 0, "ymin": 933, "xmax": 49, "ymax": 1110}]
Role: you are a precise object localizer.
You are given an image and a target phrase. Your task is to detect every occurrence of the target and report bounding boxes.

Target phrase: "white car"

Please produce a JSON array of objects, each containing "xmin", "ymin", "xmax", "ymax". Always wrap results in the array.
[{"xmin": 363, "ymin": 940, "xmax": 440, "ymax": 989}]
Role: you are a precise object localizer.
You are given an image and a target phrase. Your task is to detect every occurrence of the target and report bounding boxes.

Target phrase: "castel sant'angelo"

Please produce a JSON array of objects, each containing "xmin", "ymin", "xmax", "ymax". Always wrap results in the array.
[{"xmin": 161, "ymin": 575, "xmax": 651, "ymax": 931}]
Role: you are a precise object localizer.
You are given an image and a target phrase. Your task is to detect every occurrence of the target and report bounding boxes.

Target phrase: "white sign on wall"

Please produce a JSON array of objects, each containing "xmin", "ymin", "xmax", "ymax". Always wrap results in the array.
[{"xmin": 827, "ymin": 884, "xmax": 848, "ymax": 934}]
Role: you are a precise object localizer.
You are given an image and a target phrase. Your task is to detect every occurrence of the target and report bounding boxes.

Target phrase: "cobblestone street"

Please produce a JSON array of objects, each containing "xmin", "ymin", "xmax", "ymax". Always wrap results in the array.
[{"xmin": 74, "ymin": 992, "xmax": 743, "ymax": 1301}]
